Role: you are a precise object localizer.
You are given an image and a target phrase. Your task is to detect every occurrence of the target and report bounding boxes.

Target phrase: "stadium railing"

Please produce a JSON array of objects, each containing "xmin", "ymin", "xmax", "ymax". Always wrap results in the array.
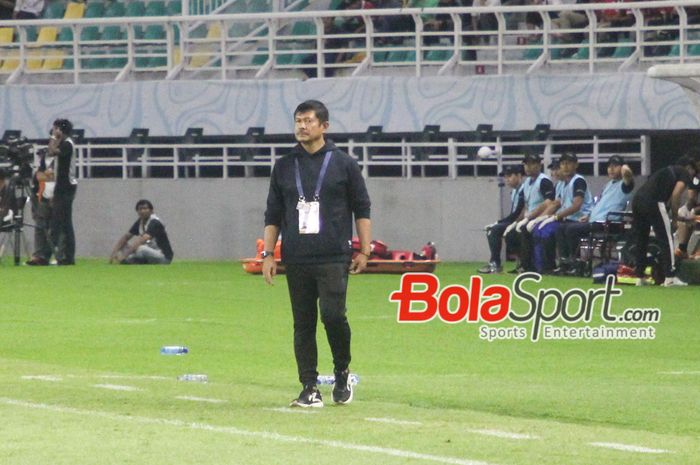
[
  {"xmin": 0, "ymin": 1, "xmax": 698, "ymax": 83},
  {"xmin": 68, "ymin": 133, "xmax": 648, "ymax": 179}
]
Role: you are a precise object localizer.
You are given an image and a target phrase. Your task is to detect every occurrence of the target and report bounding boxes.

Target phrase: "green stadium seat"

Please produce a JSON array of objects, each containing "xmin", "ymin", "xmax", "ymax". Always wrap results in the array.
[
  {"xmin": 84, "ymin": 2, "xmax": 105, "ymax": 19},
  {"xmin": 80, "ymin": 26, "xmax": 100, "ymax": 41},
  {"xmin": 101, "ymin": 26, "xmax": 125, "ymax": 42},
  {"xmin": 145, "ymin": 1, "xmax": 167, "ymax": 16},
  {"xmin": 108, "ymin": 47, "xmax": 128, "ymax": 68},
  {"xmin": 571, "ymin": 40, "xmax": 589, "ymax": 60},
  {"xmin": 386, "ymin": 50, "xmax": 407, "ymax": 62},
  {"xmin": 167, "ymin": 1, "xmax": 182, "ymax": 15},
  {"xmin": 248, "ymin": 0, "xmax": 270, "ymax": 13},
  {"xmin": 83, "ymin": 50, "xmax": 110, "ymax": 69},
  {"xmin": 147, "ymin": 49, "xmax": 168, "ymax": 68},
  {"xmin": 57, "ymin": 27, "xmax": 73, "ymax": 42},
  {"xmin": 329, "ymin": 0, "xmax": 344, "ymax": 10},
  {"xmin": 612, "ymin": 38, "xmax": 634, "ymax": 58},
  {"xmin": 144, "ymin": 25, "xmax": 166, "ymax": 40},
  {"xmin": 290, "ymin": 21, "xmax": 316, "ymax": 36},
  {"xmin": 373, "ymin": 51, "xmax": 388, "ymax": 62},
  {"xmin": 667, "ymin": 44, "xmax": 680, "ymax": 57},
  {"xmin": 126, "ymin": 1, "xmax": 146, "ymax": 17},
  {"xmin": 251, "ymin": 47, "xmax": 269, "ymax": 65},
  {"xmin": 24, "ymin": 26, "xmax": 38, "ymax": 42},
  {"xmin": 522, "ymin": 38, "xmax": 542, "ymax": 60},
  {"xmin": 689, "ymin": 43, "xmax": 700, "ymax": 56},
  {"xmin": 425, "ymin": 49, "xmax": 451, "ymax": 62},
  {"xmin": 105, "ymin": 2, "xmax": 126, "ymax": 17},
  {"xmin": 43, "ymin": 1, "xmax": 66, "ymax": 19}
]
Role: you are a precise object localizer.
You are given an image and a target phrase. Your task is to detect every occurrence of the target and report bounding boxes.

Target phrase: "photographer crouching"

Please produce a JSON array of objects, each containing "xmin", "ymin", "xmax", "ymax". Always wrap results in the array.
[{"xmin": 26, "ymin": 119, "xmax": 77, "ymax": 266}]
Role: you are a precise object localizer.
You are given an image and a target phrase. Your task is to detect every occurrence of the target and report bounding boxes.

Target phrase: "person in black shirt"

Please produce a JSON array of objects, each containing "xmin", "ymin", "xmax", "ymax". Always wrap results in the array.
[
  {"xmin": 263, "ymin": 100, "xmax": 371, "ymax": 408},
  {"xmin": 48, "ymin": 118, "xmax": 77, "ymax": 266},
  {"xmin": 632, "ymin": 156, "xmax": 698, "ymax": 286},
  {"xmin": 109, "ymin": 199, "xmax": 174, "ymax": 265},
  {"xmin": 675, "ymin": 174, "xmax": 699, "ymax": 258},
  {"xmin": 478, "ymin": 164, "xmax": 525, "ymax": 274}
]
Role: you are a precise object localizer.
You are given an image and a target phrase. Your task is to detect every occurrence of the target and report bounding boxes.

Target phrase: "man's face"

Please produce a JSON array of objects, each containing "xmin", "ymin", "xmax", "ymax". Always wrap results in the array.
[
  {"xmin": 137, "ymin": 205, "xmax": 153, "ymax": 221},
  {"xmin": 549, "ymin": 167, "xmax": 560, "ymax": 181},
  {"xmin": 51, "ymin": 125, "xmax": 63, "ymax": 139},
  {"xmin": 523, "ymin": 161, "xmax": 540, "ymax": 177},
  {"xmin": 505, "ymin": 173, "xmax": 521, "ymax": 188},
  {"xmin": 559, "ymin": 159, "xmax": 577, "ymax": 177},
  {"xmin": 294, "ymin": 111, "xmax": 328, "ymax": 145},
  {"xmin": 687, "ymin": 163, "xmax": 698, "ymax": 179},
  {"xmin": 607, "ymin": 164, "xmax": 622, "ymax": 179}
]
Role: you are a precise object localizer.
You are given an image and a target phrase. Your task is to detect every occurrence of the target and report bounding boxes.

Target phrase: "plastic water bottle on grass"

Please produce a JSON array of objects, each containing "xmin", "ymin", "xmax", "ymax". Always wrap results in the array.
[
  {"xmin": 177, "ymin": 374, "xmax": 208, "ymax": 382},
  {"xmin": 160, "ymin": 346, "xmax": 188, "ymax": 355}
]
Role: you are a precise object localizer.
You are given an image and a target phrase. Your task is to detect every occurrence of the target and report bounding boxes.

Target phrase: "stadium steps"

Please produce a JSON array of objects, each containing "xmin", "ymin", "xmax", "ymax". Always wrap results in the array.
[{"xmin": 189, "ymin": 23, "xmax": 222, "ymax": 68}]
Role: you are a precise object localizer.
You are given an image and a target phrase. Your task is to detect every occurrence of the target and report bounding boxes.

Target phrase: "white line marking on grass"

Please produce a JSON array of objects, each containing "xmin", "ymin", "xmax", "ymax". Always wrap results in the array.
[
  {"xmin": 264, "ymin": 407, "xmax": 319, "ymax": 415},
  {"xmin": 658, "ymin": 371, "xmax": 700, "ymax": 375},
  {"xmin": 1, "ymin": 398, "xmax": 497, "ymax": 465},
  {"xmin": 175, "ymin": 396, "xmax": 227, "ymax": 404},
  {"xmin": 466, "ymin": 429, "xmax": 538, "ymax": 440},
  {"xmin": 21, "ymin": 375, "xmax": 62, "ymax": 382},
  {"xmin": 590, "ymin": 442, "xmax": 671, "ymax": 454},
  {"xmin": 113, "ymin": 319, "xmax": 157, "ymax": 324},
  {"xmin": 93, "ymin": 384, "xmax": 142, "ymax": 392},
  {"xmin": 365, "ymin": 417, "xmax": 422, "ymax": 426},
  {"xmin": 96, "ymin": 375, "xmax": 171, "ymax": 381}
]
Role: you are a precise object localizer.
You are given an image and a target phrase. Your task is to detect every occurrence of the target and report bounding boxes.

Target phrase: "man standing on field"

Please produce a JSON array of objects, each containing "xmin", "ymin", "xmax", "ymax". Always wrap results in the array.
[{"xmin": 263, "ymin": 100, "xmax": 372, "ymax": 408}]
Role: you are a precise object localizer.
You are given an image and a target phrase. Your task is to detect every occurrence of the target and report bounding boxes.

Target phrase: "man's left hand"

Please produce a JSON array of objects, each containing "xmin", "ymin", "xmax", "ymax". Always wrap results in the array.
[{"xmin": 349, "ymin": 253, "xmax": 368, "ymax": 274}]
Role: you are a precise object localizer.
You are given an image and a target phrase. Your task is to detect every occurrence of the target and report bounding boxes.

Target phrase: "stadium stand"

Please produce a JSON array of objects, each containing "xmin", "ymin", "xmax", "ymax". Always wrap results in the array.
[{"xmin": 0, "ymin": 1, "xmax": 699, "ymax": 83}]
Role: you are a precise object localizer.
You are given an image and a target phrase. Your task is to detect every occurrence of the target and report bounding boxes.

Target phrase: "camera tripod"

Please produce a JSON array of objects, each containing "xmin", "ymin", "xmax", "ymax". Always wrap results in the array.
[{"xmin": 0, "ymin": 175, "xmax": 34, "ymax": 266}]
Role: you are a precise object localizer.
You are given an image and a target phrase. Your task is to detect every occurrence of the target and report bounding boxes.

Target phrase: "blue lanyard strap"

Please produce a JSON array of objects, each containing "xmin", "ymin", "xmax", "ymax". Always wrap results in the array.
[{"xmin": 294, "ymin": 150, "xmax": 333, "ymax": 201}]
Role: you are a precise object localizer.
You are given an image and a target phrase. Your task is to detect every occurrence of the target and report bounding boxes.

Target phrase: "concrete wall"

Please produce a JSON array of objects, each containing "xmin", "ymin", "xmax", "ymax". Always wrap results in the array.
[{"xmin": 69, "ymin": 176, "xmax": 615, "ymax": 262}]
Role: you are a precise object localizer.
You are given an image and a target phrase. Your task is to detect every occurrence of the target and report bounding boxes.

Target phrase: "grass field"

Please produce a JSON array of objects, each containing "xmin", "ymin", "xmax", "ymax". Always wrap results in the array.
[{"xmin": 1, "ymin": 260, "xmax": 698, "ymax": 465}]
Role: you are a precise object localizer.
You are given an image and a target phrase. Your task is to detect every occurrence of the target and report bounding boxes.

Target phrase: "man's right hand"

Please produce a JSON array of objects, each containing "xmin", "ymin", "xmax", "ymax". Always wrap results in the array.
[{"xmin": 262, "ymin": 256, "xmax": 277, "ymax": 285}]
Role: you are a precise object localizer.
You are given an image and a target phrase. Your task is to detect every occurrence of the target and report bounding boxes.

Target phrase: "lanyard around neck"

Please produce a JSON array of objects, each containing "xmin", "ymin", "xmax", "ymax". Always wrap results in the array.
[{"xmin": 294, "ymin": 150, "xmax": 333, "ymax": 201}]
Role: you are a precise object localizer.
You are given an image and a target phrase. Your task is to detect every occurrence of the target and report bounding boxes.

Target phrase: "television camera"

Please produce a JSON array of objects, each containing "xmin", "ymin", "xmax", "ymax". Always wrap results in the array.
[{"xmin": 0, "ymin": 136, "xmax": 37, "ymax": 265}]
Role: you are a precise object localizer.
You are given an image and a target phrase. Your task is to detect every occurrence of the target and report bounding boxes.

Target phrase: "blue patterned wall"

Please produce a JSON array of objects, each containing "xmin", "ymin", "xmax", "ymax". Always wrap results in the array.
[{"xmin": 1, "ymin": 73, "xmax": 697, "ymax": 138}]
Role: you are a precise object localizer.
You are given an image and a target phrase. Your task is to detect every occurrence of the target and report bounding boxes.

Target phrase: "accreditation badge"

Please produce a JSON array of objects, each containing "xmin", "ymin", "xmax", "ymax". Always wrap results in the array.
[{"xmin": 297, "ymin": 200, "xmax": 320, "ymax": 234}]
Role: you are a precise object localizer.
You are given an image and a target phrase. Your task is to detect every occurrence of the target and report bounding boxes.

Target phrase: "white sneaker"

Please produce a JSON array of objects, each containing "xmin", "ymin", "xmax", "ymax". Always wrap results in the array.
[
  {"xmin": 635, "ymin": 277, "xmax": 652, "ymax": 287},
  {"xmin": 662, "ymin": 276, "xmax": 688, "ymax": 287}
]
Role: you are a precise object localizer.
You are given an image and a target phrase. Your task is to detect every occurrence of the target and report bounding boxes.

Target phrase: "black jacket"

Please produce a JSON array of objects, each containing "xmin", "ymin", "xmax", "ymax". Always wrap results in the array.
[{"xmin": 265, "ymin": 141, "xmax": 371, "ymax": 264}]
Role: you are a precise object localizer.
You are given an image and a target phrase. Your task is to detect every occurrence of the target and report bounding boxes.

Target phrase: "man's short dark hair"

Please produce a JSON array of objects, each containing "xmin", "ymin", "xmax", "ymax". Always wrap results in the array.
[
  {"xmin": 294, "ymin": 100, "xmax": 329, "ymax": 124},
  {"xmin": 53, "ymin": 118, "xmax": 73, "ymax": 136},
  {"xmin": 676, "ymin": 155, "xmax": 696, "ymax": 168},
  {"xmin": 135, "ymin": 199, "xmax": 154, "ymax": 211}
]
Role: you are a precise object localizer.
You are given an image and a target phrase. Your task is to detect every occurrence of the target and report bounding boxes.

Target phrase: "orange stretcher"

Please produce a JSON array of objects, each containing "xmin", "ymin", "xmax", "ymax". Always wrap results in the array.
[{"xmin": 241, "ymin": 239, "xmax": 439, "ymax": 274}]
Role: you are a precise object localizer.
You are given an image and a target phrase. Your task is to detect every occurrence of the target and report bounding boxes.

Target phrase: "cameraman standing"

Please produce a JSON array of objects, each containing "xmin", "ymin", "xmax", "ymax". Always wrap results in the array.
[
  {"xmin": 26, "ymin": 145, "xmax": 56, "ymax": 265},
  {"xmin": 49, "ymin": 119, "xmax": 77, "ymax": 265}
]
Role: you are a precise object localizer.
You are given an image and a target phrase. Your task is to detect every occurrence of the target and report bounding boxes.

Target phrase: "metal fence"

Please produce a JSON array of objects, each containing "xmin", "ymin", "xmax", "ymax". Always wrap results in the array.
[{"xmin": 68, "ymin": 134, "xmax": 648, "ymax": 179}]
